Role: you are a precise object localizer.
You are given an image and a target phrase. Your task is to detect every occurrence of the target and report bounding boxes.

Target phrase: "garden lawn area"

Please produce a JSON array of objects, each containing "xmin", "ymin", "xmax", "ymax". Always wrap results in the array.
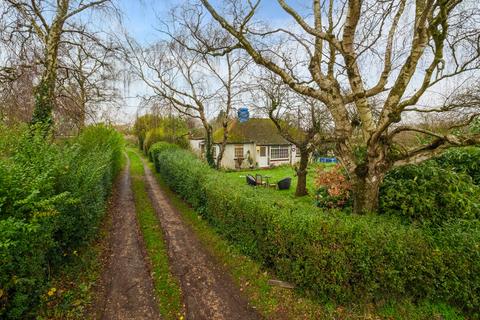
[{"xmin": 224, "ymin": 163, "xmax": 334, "ymax": 203}]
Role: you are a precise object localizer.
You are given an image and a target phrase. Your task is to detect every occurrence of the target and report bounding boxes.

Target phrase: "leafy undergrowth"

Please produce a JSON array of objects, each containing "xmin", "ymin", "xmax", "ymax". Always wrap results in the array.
[
  {"xmin": 35, "ymin": 216, "xmax": 110, "ymax": 320},
  {"xmin": 127, "ymin": 148, "xmax": 184, "ymax": 320},
  {"xmin": 145, "ymin": 157, "xmax": 462, "ymax": 320}
]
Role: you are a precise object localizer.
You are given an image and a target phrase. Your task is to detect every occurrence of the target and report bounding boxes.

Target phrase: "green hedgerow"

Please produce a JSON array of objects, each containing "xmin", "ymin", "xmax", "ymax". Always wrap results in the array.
[
  {"xmin": 153, "ymin": 148, "xmax": 479, "ymax": 316},
  {"xmin": 0, "ymin": 125, "xmax": 123, "ymax": 319},
  {"xmin": 148, "ymin": 142, "xmax": 180, "ymax": 172},
  {"xmin": 435, "ymin": 147, "xmax": 480, "ymax": 185}
]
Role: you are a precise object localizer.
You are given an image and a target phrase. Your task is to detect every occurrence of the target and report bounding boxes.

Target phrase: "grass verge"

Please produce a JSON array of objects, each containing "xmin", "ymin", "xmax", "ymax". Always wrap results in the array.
[
  {"xmin": 127, "ymin": 148, "xmax": 184, "ymax": 320},
  {"xmin": 144, "ymin": 153, "xmax": 464, "ymax": 320}
]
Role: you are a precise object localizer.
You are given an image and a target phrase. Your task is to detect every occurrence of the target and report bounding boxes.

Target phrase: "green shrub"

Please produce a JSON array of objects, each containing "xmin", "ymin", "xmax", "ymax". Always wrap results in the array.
[
  {"xmin": 380, "ymin": 161, "xmax": 480, "ymax": 226},
  {"xmin": 0, "ymin": 125, "xmax": 123, "ymax": 319},
  {"xmin": 138, "ymin": 115, "xmax": 190, "ymax": 154},
  {"xmin": 154, "ymin": 148, "xmax": 479, "ymax": 316},
  {"xmin": 435, "ymin": 147, "xmax": 480, "ymax": 185},
  {"xmin": 148, "ymin": 142, "xmax": 180, "ymax": 172},
  {"xmin": 0, "ymin": 218, "xmax": 54, "ymax": 318}
]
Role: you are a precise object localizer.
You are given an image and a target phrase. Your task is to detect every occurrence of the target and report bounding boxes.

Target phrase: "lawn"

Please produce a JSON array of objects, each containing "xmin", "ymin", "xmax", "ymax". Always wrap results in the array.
[{"xmin": 224, "ymin": 163, "xmax": 335, "ymax": 204}]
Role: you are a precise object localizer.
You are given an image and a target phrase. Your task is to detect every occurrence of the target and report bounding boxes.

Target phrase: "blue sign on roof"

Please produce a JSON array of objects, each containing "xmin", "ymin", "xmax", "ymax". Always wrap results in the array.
[{"xmin": 237, "ymin": 107, "xmax": 249, "ymax": 123}]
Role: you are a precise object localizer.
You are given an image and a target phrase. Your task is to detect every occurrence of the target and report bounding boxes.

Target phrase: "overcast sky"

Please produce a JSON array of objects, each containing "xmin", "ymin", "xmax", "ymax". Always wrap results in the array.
[
  {"xmin": 110, "ymin": 0, "xmax": 475, "ymax": 125},
  {"xmin": 112, "ymin": 0, "xmax": 308, "ymax": 124}
]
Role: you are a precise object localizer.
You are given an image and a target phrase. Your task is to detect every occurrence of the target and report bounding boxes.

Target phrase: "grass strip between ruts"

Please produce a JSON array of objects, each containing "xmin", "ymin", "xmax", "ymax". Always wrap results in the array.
[{"xmin": 127, "ymin": 148, "xmax": 184, "ymax": 320}]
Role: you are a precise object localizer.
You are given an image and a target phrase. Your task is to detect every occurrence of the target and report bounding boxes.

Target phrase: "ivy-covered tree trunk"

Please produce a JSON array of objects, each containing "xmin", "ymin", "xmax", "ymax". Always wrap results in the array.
[
  {"xmin": 30, "ymin": 3, "xmax": 67, "ymax": 131},
  {"xmin": 31, "ymin": 79, "xmax": 56, "ymax": 128},
  {"xmin": 204, "ymin": 125, "xmax": 216, "ymax": 168},
  {"xmin": 295, "ymin": 148, "xmax": 310, "ymax": 197},
  {"xmin": 78, "ymin": 77, "xmax": 87, "ymax": 130}
]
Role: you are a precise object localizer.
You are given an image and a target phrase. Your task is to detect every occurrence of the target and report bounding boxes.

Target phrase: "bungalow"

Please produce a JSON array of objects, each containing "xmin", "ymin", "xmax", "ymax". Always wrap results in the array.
[{"xmin": 189, "ymin": 118, "xmax": 301, "ymax": 169}]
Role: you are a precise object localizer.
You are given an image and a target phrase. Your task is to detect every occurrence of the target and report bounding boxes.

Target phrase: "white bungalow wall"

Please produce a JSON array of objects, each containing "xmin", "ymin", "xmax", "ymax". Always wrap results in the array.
[
  {"xmin": 217, "ymin": 143, "xmax": 255, "ymax": 169},
  {"xmin": 189, "ymin": 139, "xmax": 301, "ymax": 169},
  {"xmin": 189, "ymin": 139, "xmax": 204, "ymax": 155}
]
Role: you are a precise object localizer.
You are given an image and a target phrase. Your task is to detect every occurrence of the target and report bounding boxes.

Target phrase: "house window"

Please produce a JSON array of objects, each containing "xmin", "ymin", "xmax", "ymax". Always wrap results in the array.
[
  {"xmin": 270, "ymin": 146, "xmax": 289, "ymax": 160},
  {"xmin": 234, "ymin": 145, "xmax": 244, "ymax": 159},
  {"xmin": 260, "ymin": 146, "xmax": 266, "ymax": 157}
]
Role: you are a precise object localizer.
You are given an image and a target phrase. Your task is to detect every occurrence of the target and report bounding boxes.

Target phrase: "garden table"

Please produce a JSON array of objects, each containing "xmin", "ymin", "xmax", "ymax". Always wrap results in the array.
[{"xmin": 263, "ymin": 175, "xmax": 274, "ymax": 188}]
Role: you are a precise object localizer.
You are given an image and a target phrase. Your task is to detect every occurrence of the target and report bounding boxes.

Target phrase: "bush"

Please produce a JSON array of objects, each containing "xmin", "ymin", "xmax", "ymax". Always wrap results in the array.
[
  {"xmin": 136, "ymin": 115, "xmax": 190, "ymax": 154},
  {"xmin": 143, "ymin": 127, "xmax": 189, "ymax": 154},
  {"xmin": 0, "ymin": 218, "xmax": 54, "ymax": 319},
  {"xmin": 0, "ymin": 125, "xmax": 123, "ymax": 318},
  {"xmin": 153, "ymin": 148, "xmax": 479, "ymax": 316},
  {"xmin": 148, "ymin": 142, "xmax": 180, "ymax": 172},
  {"xmin": 380, "ymin": 161, "xmax": 480, "ymax": 226},
  {"xmin": 314, "ymin": 165, "xmax": 352, "ymax": 209},
  {"xmin": 434, "ymin": 147, "xmax": 480, "ymax": 185}
]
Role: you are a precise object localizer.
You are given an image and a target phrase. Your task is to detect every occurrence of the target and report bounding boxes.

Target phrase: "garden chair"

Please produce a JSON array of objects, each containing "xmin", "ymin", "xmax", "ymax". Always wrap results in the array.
[
  {"xmin": 246, "ymin": 174, "xmax": 257, "ymax": 187},
  {"xmin": 277, "ymin": 177, "xmax": 292, "ymax": 190}
]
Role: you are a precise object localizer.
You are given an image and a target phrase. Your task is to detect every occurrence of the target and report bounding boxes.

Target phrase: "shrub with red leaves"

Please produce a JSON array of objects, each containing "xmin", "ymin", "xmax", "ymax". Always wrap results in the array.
[{"xmin": 314, "ymin": 164, "xmax": 351, "ymax": 208}]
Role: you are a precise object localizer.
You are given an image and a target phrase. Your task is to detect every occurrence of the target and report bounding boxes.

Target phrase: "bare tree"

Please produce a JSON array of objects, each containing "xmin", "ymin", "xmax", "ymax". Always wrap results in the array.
[
  {"xmin": 56, "ymin": 33, "xmax": 119, "ymax": 131},
  {"xmin": 204, "ymin": 52, "xmax": 249, "ymax": 168},
  {"xmin": 0, "ymin": 64, "xmax": 37, "ymax": 125},
  {"xmin": 125, "ymin": 30, "xmax": 248, "ymax": 168},
  {"xmin": 1, "ymin": 0, "xmax": 114, "ymax": 130},
  {"xmin": 200, "ymin": 0, "xmax": 480, "ymax": 213},
  {"xmin": 255, "ymin": 72, "xmax": 333, "ymax": 196}
]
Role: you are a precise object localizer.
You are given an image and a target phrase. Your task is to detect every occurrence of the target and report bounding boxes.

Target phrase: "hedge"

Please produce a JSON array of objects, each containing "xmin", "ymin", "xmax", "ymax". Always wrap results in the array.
[
  {"xmin": 434, "ymin": 147, "xmax": 480, "ymax": 185},
  {"xmin": 0, "ymin": 125, "xmax": 123, "ymax": 318},
  {"xmin": 153, "ymin": 148, "xmax": 479, "ymax": 315},
  {"xmin": 148, "ymin": 142, "xmax": 180, "ymax": 172},
  {"xmin": 380, "ymin": 161, "xmax": 480, "ymax": 226}
]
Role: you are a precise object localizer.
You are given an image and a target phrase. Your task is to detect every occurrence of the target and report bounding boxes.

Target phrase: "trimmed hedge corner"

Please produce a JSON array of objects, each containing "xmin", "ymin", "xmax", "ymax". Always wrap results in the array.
[
  {"xmin": 148, "ymin": 142, "xmax": 180, "ymax": 172},
  {"xmin": 153, "ymin": 148, "xmax": 479, "ymax": 316}
]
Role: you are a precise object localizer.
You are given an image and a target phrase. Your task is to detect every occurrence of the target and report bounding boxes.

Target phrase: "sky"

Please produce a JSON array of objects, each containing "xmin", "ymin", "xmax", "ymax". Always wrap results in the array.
[
  {"xmin": 117, "ymin": 0, "xmax": 290, "ymax": 44},
  {"xmin": 113, "ymin": 0, "xmax": 293, "ymax": 124},
  {"xmin": 109, "ymin": 0, "xmax": 477, "ymax": 126}
]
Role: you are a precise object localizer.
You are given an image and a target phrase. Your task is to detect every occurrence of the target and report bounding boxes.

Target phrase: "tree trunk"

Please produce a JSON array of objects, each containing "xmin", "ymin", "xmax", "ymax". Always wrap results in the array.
[
  {"xmin": 78, "ymin": 78, "xmax": 87, "ymax": 131},
  {"xmin": 216, "ymin": 141, "xmax": 227, "ymax": 169},
  {"xmin": 216, "ymin": 121, "xmax": 228, "ymax": 169},
  {"xmin": 31, "ymin": 77, "xmax": 56, "ymax": 129},
  {"xmin": 295, "ymin": 149, "xmax": 310, "ymax": 196},
  {"xmin": 350, "ymin": 162, "xmax": 387, "ymax": 214},
  {"xmin": 204, "ymin": 126, "xmax": 215, "ymax": 168},
  {"xmin": 31, "ymin": 15, "xmax": 65, "ymax": 130}
]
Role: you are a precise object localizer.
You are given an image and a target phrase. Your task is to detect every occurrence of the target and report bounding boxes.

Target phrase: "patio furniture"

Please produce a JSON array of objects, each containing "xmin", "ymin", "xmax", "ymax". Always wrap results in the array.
[
  {"xmin": 263, "ymin": 175, "xmax": 275, "ymax": 188},
  {"xmin": 246, "ymin": 174, "xmax": 257, "ymax": 186},
  {"xmin": 277, "ymin": 177, "xmax": 292, "ymax": 190},
  {"xmin": 255, "ymin": 174, "xmax": 265, "ymax": 186}
]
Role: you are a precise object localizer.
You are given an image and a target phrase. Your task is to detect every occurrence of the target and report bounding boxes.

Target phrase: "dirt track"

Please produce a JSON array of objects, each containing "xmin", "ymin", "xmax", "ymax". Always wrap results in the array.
[
  {"xmin": 142, "ymin": 158, "xmax": 261, "ymax": 320},
  {"xmin": 92, "ymin": 156, "xmax": 161, "ymax": 320}
]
